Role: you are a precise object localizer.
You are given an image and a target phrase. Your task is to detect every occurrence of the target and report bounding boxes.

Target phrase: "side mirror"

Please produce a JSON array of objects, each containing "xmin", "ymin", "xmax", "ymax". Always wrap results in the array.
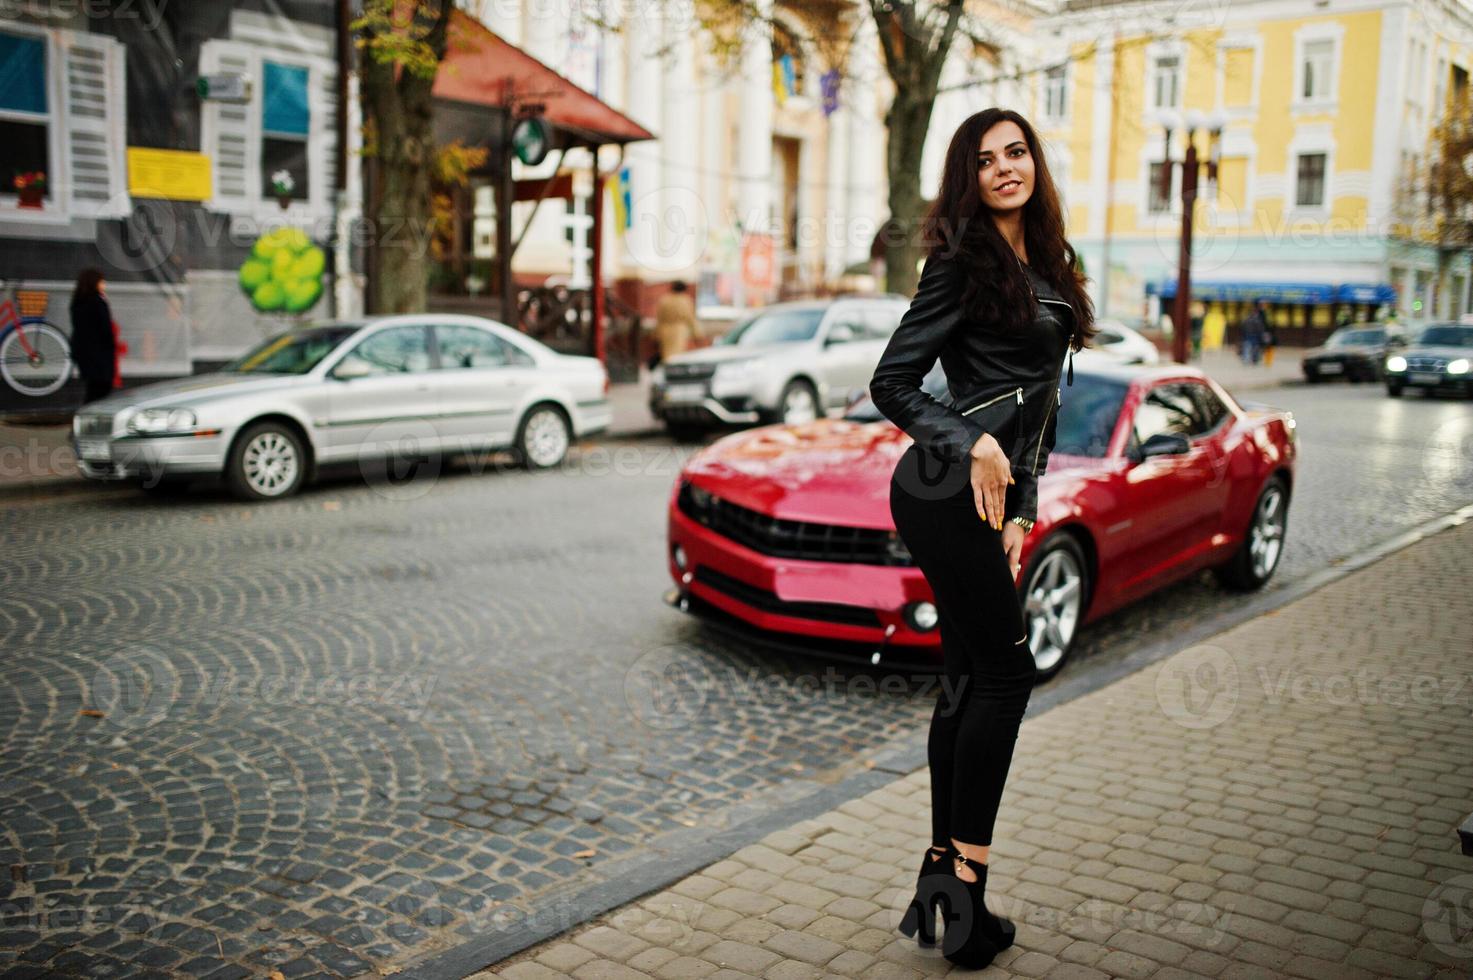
[
  {"xmin": 825, "ymin": 323, "xmax": 857, "ymax": 346},
  {"xmin": 1138, "ymin": 432, "xmax": 1191, "ymax": 460},
  {"xmin": 332, "ymin": 359, "xmax": 372, "ymax": 381}
]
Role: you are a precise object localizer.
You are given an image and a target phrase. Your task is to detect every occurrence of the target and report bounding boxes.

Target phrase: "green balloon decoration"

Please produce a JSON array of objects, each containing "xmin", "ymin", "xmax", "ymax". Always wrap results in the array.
[{"xmin": 239, "ymin": 228, "xmax": 326, "ymax": 314}]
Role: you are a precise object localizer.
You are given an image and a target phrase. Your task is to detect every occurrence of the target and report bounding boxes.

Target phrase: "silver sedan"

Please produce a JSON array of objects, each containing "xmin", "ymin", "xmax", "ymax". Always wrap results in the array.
[{"xmin": 72, "ymin": 314, "xmax": 611, "ymax": 500}]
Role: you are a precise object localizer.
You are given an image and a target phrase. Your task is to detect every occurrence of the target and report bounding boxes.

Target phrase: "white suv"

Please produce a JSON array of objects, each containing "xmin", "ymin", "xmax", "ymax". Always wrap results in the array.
[{"xmin": 650, "ymin": 297, "xmax": 909, "ymax": 437}]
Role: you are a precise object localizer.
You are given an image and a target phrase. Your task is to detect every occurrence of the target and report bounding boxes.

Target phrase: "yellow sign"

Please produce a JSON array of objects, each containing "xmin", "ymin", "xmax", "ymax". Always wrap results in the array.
[{"xmin": 126, "ymin": 148, "xmax": 212, "ymax": 202}]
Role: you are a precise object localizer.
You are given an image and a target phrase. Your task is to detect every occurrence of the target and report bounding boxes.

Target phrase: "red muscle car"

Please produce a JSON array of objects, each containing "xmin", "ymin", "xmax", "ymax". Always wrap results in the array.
[{"xmin": 665, "ymin": 356, "xmax": 1298, "ymax": 679}]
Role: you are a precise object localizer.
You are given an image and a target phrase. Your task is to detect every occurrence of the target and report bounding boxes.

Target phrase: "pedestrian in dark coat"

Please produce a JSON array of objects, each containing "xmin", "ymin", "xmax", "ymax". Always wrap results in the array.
[{"xmin": 69, "ymin": 268, "xmax": 116, "ymax": 403}]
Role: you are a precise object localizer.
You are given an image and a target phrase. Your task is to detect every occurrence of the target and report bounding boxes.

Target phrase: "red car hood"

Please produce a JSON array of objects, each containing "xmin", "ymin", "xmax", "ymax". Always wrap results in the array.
[{"xmin": 681, "ymin": 419, "xmax": 1096, "ymax": 529}]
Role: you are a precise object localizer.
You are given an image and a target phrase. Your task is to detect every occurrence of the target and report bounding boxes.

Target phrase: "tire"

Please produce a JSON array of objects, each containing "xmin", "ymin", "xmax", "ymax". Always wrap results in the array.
[
  {"xmin": 1303, "ymin": 371, "xmax": 1320, "ymax": 384},
  {"xmin": 1214, "ymin": 475, "xmax": 1289, "ymax": 592},
  {"xmin": 665, "ymin": 422, "xmax": 707, "ymax": 442},
  {"xmin": 137, "ymin": 476, "xmax": 193, "ymax": 497},
  {"xmin": 513, "ymin": 403, "xmax": 571, "ymax": 469},
  {"xmin": 226, "ymin": 421, "xmax": 307, "ymax": 500},
  {"xmin": 1386, "ymin": 383, "xmax": 1403, "ymax": 398},
  {"xmin": 1016, "ymin": 533, "xmax": 1090, "ymax": 681},
  {"xmin": 774, "ymin": 378, "xmax": 820, "ymax": 426}
]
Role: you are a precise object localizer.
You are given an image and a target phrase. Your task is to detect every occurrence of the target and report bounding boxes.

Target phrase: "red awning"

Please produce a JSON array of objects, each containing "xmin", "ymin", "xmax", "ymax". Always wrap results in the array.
[{"xmin": 434, "ymin": 11, "xmax": 655, "ymax": 146}]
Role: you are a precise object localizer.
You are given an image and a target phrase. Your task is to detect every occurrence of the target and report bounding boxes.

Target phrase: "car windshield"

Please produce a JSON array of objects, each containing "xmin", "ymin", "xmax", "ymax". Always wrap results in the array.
[
  {"xmin": 846, "ymin": 369, "xmax": 1128, "ymax": 460},
  {"xmin": 1414, "ymin": 324, "xmax": 1473, "ymax": 347},
  {"xmin": 717, "ymin": 308, "xmax": 824, "ymax": 346},
  {"xmin": 222, "ymin": 325, "xmax": 361, "ymax": 374},
  {"xmin": 1327, "ymin": 328, "xmax": 1384, "ymax": 347}
]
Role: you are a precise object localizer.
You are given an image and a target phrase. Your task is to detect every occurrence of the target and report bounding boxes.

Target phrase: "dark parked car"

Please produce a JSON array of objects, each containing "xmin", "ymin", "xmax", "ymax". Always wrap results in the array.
[
  {"xmin": 1383, "ymin": 323, "xmax": 1473, "ymax": 398},
  {"xmin": 1301, "ymin": 324, "xmax": 1407, "ymax": 382}
]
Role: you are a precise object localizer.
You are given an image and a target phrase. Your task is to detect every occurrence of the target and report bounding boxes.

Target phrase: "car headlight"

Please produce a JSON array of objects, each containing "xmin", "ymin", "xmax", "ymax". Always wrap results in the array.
[
  {"xmin": 713, "ymin": 359, "xmax": 759, "ymax": 382},
  {"xmin": 651, "ymin": 364, "xmax": 666, "ymax": 385},
  {"xmin": 1385, "ymin": 355, "xmax": 1406, "ymax": 372},
  {"xmin": 128, "ymin": 408, "xmax": 198, "ymax": 434},
  {"xmin": 1448, "ymin": 358, "xmax": 1469, "ymax": 375}
]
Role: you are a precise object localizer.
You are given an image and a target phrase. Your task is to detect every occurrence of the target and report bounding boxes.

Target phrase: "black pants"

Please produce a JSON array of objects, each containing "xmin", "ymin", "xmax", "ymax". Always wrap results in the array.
[{"xmin": 890, "ymin": 444, "xmax": 1036, "ymax": 847}]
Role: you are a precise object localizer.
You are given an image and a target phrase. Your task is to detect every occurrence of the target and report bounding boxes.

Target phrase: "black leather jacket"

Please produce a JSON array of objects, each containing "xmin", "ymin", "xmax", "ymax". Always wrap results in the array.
[{"xmin": 869, "ymin": 251, "xmax": 1075, "ymax": 523}]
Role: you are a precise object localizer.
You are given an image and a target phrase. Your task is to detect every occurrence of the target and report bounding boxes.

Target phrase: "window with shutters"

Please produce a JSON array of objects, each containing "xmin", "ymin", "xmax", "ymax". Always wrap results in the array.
[
  {"xmin": 200, "ymin": 40, "xmax": 336, "ymax": 219},
  {"xmin": 0, "ymin": 25, "xmax": 127, "ymax": 219}
]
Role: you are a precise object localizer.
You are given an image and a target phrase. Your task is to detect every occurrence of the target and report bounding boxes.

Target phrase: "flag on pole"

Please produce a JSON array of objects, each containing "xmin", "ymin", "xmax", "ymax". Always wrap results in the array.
[
  {"xmin": 773, "ymin": 55, "xmax": 796, "ymax": 105},
  {"xmin": 610, "ymin": 165, "xmax": 631, "ymax": 234},
  {"xmin": 820, "ymin": 68, "xmax": 840, "ymax": 116}
]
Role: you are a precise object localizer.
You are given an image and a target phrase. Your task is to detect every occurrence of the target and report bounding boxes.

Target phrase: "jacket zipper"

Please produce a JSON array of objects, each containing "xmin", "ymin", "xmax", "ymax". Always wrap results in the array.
[
  {"xmin": 1030, "ymin": 385, "xmax": 1061, "ymax": 473},
  {"xmin": 961, "ymin": 386, "xmax": 1023, "ymax": 416}
]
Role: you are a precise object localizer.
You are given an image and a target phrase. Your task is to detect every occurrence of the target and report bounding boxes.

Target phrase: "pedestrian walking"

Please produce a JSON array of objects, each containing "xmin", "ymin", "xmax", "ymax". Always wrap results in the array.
[
  {"xmin": 1262, "ymin": 322, "xmax": 1277, "ymax": 367},
  {"xmin": 650, "ymin": 280, "xmax": 701, "ymax": 368},
  {"xmin": 1240, "ymin": 299, "xmax": 1268, "ymax": 365},
  {"xmin": 68, "ymin": 268, "xmax": 117, "ymax": 403},
  {"xmin": 869, "ymin": 107, "xmax": 1098, "ymax": 969}
]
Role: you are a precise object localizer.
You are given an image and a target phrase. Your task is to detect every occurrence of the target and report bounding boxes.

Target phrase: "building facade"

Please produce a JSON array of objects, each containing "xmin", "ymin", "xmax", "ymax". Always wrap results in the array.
[
  {"xmin": 0, "ymin": 1, "xmax": 358, "ymax": 386},
  {"xmin": 1034, "ymin": 0, "xmax": 1473, "ymax": 340}
]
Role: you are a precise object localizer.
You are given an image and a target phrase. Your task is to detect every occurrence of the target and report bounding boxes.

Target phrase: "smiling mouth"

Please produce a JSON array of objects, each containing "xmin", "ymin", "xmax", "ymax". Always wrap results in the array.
[{"xmin": 995, "ymin": 180, "xmax": 1022, "ymax": 192}]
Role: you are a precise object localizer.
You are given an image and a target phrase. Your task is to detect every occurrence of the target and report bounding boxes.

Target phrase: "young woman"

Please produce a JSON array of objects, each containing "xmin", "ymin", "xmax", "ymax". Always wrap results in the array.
[
  {"xmin": 69, "ymin": 268, "xmax": 117, "ymax": 404},
  {"xmin": 869, "ymin": 108, "xmax": 1097, "ymax": 968}
]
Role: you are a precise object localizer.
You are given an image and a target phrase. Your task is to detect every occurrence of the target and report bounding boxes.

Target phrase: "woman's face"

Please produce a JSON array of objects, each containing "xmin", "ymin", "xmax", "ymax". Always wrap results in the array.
[{"xmin": 977, "ymin": 120, "xmax": 1035, "ymax": 214}]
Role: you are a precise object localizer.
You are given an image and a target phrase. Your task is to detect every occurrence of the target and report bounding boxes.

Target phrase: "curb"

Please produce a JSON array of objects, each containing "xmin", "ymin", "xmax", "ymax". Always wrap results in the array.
[{"xmin": 392, "ymin": 500, "xmax": 1473, "ymax": 980}]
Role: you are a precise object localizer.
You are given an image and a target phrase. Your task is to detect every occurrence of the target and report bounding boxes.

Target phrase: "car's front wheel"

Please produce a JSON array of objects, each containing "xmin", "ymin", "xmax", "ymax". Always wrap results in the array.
[
  {"xmin": 514, "ymin": 403, "xmax": 571, "ymax": 469},
  {"xmin": 227, "ymin": 421, "xmax": 307, "ymax": 501},
  {"xmin": 775, "ymin": 379, "xmax": 820, "ymax": 425},
  {"xmin": 1214, "ymin": 475, "xmax": 1289, "ymax": 591},
  {"xmin": 1387, "ymin": 383, "xmax": 1403, "ymax": 398},
  {"xmin": 1018, "ymin": 533, "xmax": 1089, "ymax": 681}
]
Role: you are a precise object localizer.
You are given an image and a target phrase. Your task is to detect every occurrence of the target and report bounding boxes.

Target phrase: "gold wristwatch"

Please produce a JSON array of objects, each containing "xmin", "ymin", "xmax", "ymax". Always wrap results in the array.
[{"xmin": 1009, "ymin": 516, "xmax": 1035, "ymax": 533}]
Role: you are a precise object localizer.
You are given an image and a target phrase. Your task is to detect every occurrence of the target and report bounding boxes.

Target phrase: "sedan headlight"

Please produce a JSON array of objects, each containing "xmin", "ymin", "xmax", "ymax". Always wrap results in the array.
[
  {"xmin": 1385, "ymin": 355, "xmax": 1407, "ymax": 372},
  {"xmin": 713, "ymin": 359, "xmax": 759, "ymax": 382},
  {"xmin": 128, "ymin": 408, "xmax": 198, "ymax": 434},
  {"xmin": 1448, "ymin": 358, "xmax": 1469, "ymax": 375}
]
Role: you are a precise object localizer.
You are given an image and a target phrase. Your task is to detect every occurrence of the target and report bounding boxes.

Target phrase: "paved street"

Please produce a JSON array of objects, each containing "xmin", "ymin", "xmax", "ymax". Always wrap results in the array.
[
  {"xmin": 1, "ymin": 374, "xmax": 1471, "ymax": 978},
  {"xmin": 472, "ymin": 513, "xmax": 1473, "ymax": 980}
]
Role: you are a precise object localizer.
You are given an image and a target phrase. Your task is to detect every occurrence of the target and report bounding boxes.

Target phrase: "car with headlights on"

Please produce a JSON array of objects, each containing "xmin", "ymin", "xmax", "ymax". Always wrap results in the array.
[
  {"xmin": 1383, "ymin": 322, "xmax": 1473, "ymax": 398},
  {"xmin": 649, "ymin": 297, "xmax": 909, "ymax": 438},
  {"xmin": 664, "ymin": 358, "xmax": 1297, "ymax": 679},
  {"xmin": 71, "ymin": 314, "xmax": 610, "ymax": 500},
  {"xmin": 1302, "ymin": 323, "xmax": 1407, "ymax": 382}
]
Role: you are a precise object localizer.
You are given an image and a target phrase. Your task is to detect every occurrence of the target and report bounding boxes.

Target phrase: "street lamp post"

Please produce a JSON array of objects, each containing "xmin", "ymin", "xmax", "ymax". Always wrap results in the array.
[{"xmin": 1157, "ymin": 109, "xmax": 1225, "ymax": 364}]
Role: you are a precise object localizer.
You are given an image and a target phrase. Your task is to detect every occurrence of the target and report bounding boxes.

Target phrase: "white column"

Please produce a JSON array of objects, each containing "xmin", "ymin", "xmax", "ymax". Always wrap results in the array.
[
  {"xmin": 736, "ymin": 0, "xmax": 774, "ymax": 303},
  {"xmin": 845, "ymin": 15, "xmax": 883, "ymax": 269},
  {"xmin": 623, "ymin": 0, "xmax": 665, "ymax": 277},
  {"xmin": 659, "ymin": 0, "xmax": 702, "ymax": 275},
  {"xmin": 824, "ymin": 74, "xmax": 852, "ymax": 282}
]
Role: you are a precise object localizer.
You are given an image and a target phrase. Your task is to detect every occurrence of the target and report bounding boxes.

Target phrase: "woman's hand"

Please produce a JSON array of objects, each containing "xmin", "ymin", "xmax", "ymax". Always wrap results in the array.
[
  {"xmin": 1001, "ymin": 522, "xmax": 1026, "ymax": 580},
  {"xmin": 968, "ymin": 432, "xmax": 1013, "ymax": 530}
]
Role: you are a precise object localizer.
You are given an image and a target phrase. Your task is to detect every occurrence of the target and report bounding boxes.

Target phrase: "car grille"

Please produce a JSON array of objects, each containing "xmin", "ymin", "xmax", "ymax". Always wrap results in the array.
[
  {"xmin": 1405, "ymin": 356, "xmax": 1448, "ymax": 371},
  {"xmin": 693, "ymin": 566, "xmax": 882, "ymax": 627},
  {"xmin": 75, "ymin": 413, "xmax": 114, "ymax": 436},
  {"xmin": 664, "ymin": 362, "xmax": 717, "ymax": 382},
  {"xmin": 678, "ymin": 483, "xmax": 911, "ymax": 566}
]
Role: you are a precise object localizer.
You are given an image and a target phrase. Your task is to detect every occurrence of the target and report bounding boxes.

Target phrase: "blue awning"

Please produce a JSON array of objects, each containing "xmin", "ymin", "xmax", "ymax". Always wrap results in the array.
[{"xmin": 1151, "ymin": 280, "xmax": 1394, "ymax": 304}]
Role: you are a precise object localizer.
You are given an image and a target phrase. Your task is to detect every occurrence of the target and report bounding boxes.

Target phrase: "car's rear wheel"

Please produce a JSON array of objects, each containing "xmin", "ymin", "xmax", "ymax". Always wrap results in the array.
[
  {"xmin": 1018, "ymin": 533, "xmax": 1089, "ymax": 681},
  {"xmin": 1214, "ymin": 475, "xmax": 1289, "ymax": 592},
  {"xmin": 776, "ymin": 379, "xmax": 820, "ymax": 425},
  {"xmin": 227, "ymin": 421, "xmax": 307, "ymax": 501},
  {"xmin": 514, "ymin": 403, "xmax": 571, "ymax": 469}
]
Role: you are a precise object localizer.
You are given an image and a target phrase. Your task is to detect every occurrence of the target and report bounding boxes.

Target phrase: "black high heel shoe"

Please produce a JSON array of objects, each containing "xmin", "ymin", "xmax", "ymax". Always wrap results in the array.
[
  {"xmin": 940, "ymin": 851, "xmax": 1016, "ymax": 969},
  {"xmin": 896, "ymin": 844, "xmax": 952, "ymax": 946}
]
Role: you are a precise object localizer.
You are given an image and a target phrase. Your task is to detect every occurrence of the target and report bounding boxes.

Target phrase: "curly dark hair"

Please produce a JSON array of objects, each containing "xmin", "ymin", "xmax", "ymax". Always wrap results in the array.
[{"xmin": 919, "ymin": 108, "xmax": 1096, "ymax": 353}]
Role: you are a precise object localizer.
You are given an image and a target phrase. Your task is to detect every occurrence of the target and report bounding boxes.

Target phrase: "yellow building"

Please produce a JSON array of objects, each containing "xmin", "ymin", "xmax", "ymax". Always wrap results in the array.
[{"xmin": 1033, "ymin": 0, "xmax": 1473, "ymax": 344}]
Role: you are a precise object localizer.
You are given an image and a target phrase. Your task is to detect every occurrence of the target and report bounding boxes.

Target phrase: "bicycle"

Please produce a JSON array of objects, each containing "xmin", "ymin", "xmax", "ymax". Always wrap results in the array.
[{"xmin": 0, "ymin": 281, "xmax": 74, "ymax": 397}]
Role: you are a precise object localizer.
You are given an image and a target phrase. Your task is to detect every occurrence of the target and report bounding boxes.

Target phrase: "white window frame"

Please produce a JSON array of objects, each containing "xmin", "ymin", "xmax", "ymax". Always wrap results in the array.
[
  {"xmin": 1293, "ymin": 151, "xmax": 1328, "ymax": 209},
  {"xmin": 0, "ymin": 22, "xmax": 128, "ymax": 225},
  {"xmin": 1042, "ymin": 62, "xmax": 1069, "ymax": 125},
  {"xmin": 199, "ymin": 38, "xmax": 335, "ymax": 224},
  {"xmin": 1149, "ymin": 49, "xmax": 1183, "ymax": 112},
  {"xmin": 1286, "ymin": 125, "xmax": 1334, "ymax": 219},
  {"xmin": 1291, "ymin": 23, "xmax": 1342, "ymax": 114}
]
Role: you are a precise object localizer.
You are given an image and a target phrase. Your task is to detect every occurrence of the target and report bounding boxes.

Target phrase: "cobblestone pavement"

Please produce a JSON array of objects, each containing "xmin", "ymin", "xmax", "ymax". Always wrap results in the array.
[
  {"xmin": 473, "ymin": 518, "xmax": 1473, "ymax": 980},
  {"xmin": 0, "ymin": 378, "xmax": 1469, "ymax": 978}
]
